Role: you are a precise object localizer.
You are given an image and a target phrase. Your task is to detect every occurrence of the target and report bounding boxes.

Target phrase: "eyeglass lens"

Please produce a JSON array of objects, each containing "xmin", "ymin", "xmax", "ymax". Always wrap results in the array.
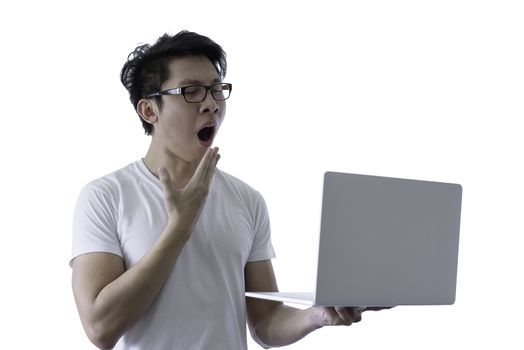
[{"xmin": 184, "ymin": 84, "xmax": 231, "ymax": 102}]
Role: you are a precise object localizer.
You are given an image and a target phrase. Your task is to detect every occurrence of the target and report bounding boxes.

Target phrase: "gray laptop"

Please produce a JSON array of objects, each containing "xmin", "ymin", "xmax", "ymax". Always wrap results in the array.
[{"xmin": 246, "ymin": 172, "xmax": 462, "ymax": 307}]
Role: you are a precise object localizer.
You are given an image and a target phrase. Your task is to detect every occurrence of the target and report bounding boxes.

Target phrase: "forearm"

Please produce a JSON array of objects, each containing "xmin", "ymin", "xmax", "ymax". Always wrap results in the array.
[
  {"xmin": 88, "ymin": 221, "xmax": 189, "ymax": 347},
  {"xmin": 253, "ymin": 305, "xmax": 321, "ymax": 348}
]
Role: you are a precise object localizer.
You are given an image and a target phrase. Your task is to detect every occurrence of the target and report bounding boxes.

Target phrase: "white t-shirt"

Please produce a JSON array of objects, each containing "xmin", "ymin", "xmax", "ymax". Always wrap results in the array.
[{"xmin": 71, "ymin": 160, "xmax": 276, "ymax": 350}]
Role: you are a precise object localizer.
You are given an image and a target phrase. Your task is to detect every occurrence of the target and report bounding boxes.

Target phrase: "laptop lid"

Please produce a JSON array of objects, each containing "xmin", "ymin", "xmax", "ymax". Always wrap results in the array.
[{"xmin": 314, "ymin": 172, "xmax": 462, "ymax": 307}]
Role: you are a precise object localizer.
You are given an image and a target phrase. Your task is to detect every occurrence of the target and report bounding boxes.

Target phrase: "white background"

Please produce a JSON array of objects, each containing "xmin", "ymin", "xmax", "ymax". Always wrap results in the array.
[{"xmin": 1, "ymin": 0, "xmax": 523, "ymax": 349}]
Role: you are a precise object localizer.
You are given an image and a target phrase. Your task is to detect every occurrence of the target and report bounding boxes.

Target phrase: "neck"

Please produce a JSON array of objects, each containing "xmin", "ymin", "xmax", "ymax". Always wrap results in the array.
[{"xmin": 143, "ymin": 144, "xmax": 197, "ymax": 189}]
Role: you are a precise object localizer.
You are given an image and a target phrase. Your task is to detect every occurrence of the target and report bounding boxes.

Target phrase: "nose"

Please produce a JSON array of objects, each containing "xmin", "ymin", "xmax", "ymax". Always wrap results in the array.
[{"xmin": 199, "ymin": 90, "xmax": 220, "ymax": 114}]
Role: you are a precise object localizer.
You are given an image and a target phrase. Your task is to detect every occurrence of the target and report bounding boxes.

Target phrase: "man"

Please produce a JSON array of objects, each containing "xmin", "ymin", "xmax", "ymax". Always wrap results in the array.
[{"xmin": 71, "ymin": 30, "xmax": 377, "ymax": 350}]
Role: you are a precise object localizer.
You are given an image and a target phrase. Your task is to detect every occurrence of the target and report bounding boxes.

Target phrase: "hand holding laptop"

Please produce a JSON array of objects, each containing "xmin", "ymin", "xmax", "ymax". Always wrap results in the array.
[{"xmin": 308, "ymin": 306, "xmax": 393, "ymax": 327}]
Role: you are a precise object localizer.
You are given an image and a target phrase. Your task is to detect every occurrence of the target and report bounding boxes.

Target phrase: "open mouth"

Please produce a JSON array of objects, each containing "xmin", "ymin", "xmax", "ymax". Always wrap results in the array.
[{"xmin": 197, "ymin": 125, "xmax": 216, "ymax": 143}]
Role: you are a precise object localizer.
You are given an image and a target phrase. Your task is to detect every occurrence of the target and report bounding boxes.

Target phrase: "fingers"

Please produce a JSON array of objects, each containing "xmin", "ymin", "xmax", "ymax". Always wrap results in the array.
[
  {"xmin": 158, "ymin": 166, "xmax": 173, "ymax": 195},
  {"xmin": 191, "ymin": 147, "xmax": 220, "ymax": 188},
  {"xmin": 344, "ymin": 307, "xmax": 363, "ymax": 324},
  {"xmin": 334, "ymin": 307, "xmax": 352, "ymax": 325},
  {"xmin": 316, "ymin": 306, "xmax": 393, "ymax": 328},
  {"xmin": 322, "ymin": 307, "xmax": 363, "ymax": 326},
  {"xmin": 208, "ymin": 148, "xmax": 221, "ymax": 181},
  {"xmin": 158, "ymin": 166, "xmax": 170, "ymax": 183},
  {"xmin": 158, "ymin": 166, "xmax": 177, "ymax": 211},
  {"xmin": 353, "ymin": 308, "xmax": 363, "ymax": 323},
  {"xmin": 364, "ymin": 306, "xmax": 395, "ymax": 312}
]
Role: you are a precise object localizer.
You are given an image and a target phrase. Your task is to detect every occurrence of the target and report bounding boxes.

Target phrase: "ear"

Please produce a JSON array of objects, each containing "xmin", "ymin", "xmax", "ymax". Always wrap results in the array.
[{"xmin": 137, "ymin": 98, "xmax": 159, "ymax": 126}]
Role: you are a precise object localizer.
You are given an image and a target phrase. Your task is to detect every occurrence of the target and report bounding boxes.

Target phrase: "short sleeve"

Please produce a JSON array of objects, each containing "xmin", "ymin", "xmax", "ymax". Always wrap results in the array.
[
  {"xmin": 248, "ymin": 193, "xmax": 276, "ymax": 262},
  {"xmin": 70, "ymin": 183, "xmax": 123, "ymax": 266}
]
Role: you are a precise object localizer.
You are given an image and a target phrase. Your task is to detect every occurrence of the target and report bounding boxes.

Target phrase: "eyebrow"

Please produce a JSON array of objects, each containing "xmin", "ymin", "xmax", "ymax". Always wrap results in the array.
[{"xmin": 177, "ymin": 78, "xmax": 222, "ymax": 86}]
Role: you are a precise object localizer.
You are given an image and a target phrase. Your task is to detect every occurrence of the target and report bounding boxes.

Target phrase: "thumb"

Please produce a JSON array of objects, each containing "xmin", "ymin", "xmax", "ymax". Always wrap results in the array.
[
  {"xmin": 158, "ymin": 167, "xmax": 172, "ymax": 189},
  {"xmin": 158, "ymin": 166, "xmax": 168, "ymax": 179}
]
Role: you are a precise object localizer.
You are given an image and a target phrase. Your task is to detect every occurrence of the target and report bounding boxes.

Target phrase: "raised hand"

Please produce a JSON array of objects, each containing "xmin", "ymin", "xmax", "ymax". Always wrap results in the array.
[{"xmin": 158, "ymin": 147, "xmax": 221, "ymax": 236}]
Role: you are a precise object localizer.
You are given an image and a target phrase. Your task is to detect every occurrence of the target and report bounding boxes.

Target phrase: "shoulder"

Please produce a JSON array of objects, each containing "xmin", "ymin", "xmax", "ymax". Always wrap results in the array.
[
  {"xmin": 78, "ymin": 161, "xmax": 144, "ymax": 203},
  {"xmin": 213, "ymin": 169, "xmax": 270, "ymax": 222},
  {"xmin": 214, "ymin": 169, "xmax": 263, "ymax": 201}
]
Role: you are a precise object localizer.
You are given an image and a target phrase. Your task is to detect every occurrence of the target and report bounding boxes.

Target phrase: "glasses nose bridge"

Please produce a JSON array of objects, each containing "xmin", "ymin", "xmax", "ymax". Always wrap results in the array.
[
  {"xmin": 199, "ymin": 86, "xmax": 219, "ymax": 112},
  {"xmin": 203, "ymin": 85, "xmax": 216, "ymax": 101},
  {"xmin": 197, "ymin": 85, "xmax": 215, "ymax": 103}
]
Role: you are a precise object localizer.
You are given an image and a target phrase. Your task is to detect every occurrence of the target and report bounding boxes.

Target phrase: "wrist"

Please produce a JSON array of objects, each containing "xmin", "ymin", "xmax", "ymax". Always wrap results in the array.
[
  {"xmin": 305, "ymin": 306, "xmax": 325, "ymax": 330},
  {"xmin": 164, "ymin": 219, "xmax": 191, "ymax": 242}
]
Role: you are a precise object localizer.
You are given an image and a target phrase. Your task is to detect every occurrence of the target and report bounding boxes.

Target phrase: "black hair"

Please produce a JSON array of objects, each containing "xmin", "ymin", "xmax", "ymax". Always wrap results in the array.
[{"xmin": 120, "ymin": 30, "xmax": 227, "ymax": 135}]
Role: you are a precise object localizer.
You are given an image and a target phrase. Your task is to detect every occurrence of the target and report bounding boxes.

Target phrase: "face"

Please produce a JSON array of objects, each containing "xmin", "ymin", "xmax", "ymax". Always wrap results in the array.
[{"xmin": 148, "ymin": 55, "xmax": 226, "ymax": 163}]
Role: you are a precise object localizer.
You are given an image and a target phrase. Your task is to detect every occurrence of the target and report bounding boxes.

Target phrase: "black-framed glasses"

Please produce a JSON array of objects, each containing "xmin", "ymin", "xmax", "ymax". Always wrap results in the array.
[{"xmin": 147, "ymin": 83, "xmax": 232, "ymax": 103}]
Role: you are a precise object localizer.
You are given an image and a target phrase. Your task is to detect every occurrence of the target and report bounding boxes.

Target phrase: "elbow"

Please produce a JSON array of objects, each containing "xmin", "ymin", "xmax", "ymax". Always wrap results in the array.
[
  {"xmin": 253, "ymin": 334, "xmax": 272, "ymax": 349},
  {"xmin": 85, "ymin": 321, "xmax": 120, "ymax": 350},
  {"xmin": 249, "ymin": 323, "xmax": 273, "ymax": 349}
]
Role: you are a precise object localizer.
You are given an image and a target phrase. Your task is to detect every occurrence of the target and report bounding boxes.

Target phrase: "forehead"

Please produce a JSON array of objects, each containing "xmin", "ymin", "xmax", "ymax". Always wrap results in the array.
[{"xmin": 165, "ymin": 55, "xmax": 220, "ymax": 86}]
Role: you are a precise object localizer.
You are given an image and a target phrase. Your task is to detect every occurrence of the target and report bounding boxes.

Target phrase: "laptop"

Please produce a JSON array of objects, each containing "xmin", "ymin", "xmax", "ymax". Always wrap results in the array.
[{"xmin": 245, "ymin": 172, "xmax": 462, "ymax": 307}]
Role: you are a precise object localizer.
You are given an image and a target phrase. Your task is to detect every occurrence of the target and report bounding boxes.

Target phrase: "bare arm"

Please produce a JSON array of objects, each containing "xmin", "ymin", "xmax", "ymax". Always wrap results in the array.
[
  {"xmin": 245, "ymin": 260, "xmax": 319, "ymax": 348},
  {"xmin": 72, "ymin": 224, "xmax": 188, "ymax": 349},
  {"xmin": 245, "ymin": 260, "xmax": 365, "ymax": 348},
  {"xmin": 72, "ymin": 148, "xmax": 220, "ymax": 349}
]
